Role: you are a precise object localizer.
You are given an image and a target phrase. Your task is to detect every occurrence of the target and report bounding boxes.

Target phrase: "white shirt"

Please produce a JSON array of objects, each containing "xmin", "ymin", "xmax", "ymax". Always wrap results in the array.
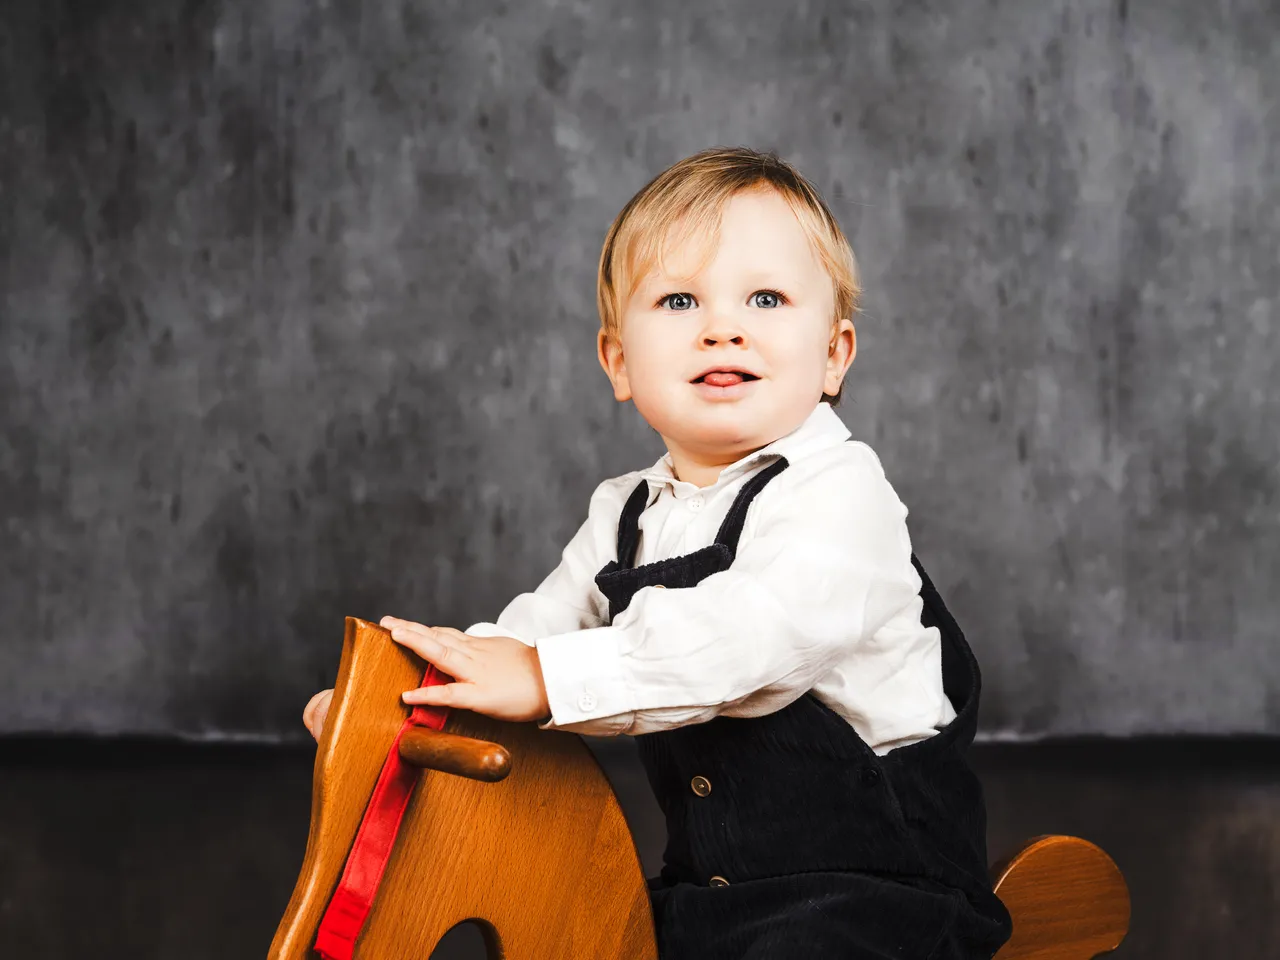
[{"xmin": 466, "ymin": 403, "xmax": 957, "ymax": 754}]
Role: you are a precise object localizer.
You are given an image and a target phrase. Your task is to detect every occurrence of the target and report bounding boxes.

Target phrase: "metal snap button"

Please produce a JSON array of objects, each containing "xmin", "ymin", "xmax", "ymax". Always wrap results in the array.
[
  {"xmin": 859, "ymin": 766, "xmax": 881, "ymax": 786},
  {"xmin": 709, "ymin": 875, "xmax": 730, "ymax": 887},
  {"xmin": 690, "ymin": 775, "xmax": 712, "ymax": 797},
  {"xmin": 652, "ymin": 584, "xmax": 666, "ymax": 589}
]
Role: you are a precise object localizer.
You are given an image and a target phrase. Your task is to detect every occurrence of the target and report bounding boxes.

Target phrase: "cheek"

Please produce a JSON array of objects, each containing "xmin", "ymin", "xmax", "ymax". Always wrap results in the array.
[
  {"xmin": 771, "ymin": 325, "xmax": 832, "ymax": 379},
  {"xmin": 621, "ymin": 333, "xmax": 677, "ymax": 391},
  {"xmin": 627, "ymin": 361, "xmax": 674, "ymax": 410}
]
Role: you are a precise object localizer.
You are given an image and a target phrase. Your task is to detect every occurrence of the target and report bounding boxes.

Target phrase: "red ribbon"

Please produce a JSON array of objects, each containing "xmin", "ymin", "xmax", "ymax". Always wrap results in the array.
[{"xmin": 314, "ymin": 664, "xmax": 452, "ymax": 960}]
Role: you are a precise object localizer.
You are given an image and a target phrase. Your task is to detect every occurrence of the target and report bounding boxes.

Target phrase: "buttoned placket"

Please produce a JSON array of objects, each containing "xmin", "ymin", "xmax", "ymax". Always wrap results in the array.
[{"xmin": 688, "ymin": 773, "xmax": 725, "ymax": 885}]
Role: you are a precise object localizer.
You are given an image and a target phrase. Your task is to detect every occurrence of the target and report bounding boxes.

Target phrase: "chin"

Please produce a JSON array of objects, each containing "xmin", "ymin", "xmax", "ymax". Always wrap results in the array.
[
  {"xmin": 639, "ymin": 400, "xmax": 770, "ymax": 451},
  {"xmin": 674, "ymin": 419, "xmax": 763, "ymax": 453}
]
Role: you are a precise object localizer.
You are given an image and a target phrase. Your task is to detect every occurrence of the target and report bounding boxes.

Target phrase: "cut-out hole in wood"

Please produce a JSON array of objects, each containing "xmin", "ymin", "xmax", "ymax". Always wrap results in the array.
[{"xmin": 427, "ymin": 920, "xmax": 494, "ymax": 960}]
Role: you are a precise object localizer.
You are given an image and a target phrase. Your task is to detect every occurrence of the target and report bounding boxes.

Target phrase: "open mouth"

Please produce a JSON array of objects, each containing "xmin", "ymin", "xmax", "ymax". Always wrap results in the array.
[{"xmin": 692, "ymin": 370, "xmax": 761, "ymax": 386}]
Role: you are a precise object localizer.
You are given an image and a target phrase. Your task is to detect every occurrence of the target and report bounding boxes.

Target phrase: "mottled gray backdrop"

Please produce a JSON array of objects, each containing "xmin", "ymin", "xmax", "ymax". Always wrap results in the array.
[{"xmin": 1, "ymin": 0, "xmax": 1276, "ymax": 740}]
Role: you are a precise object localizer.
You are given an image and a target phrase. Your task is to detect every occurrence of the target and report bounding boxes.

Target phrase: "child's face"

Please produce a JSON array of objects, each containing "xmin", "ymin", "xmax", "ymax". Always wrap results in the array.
[{"xmin": 599, "ymin": 187, "xmax": 856, "ymax": 477}]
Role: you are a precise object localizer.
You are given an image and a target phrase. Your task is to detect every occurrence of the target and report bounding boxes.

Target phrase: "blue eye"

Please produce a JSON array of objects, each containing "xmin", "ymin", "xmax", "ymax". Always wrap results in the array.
[
  {"xmin": 659, "ymin": 293, "xmax": 695, "ymax": 311},
  {"xmin": 657, "ymin": 290, "xmax": 787, "ymax": 311}
]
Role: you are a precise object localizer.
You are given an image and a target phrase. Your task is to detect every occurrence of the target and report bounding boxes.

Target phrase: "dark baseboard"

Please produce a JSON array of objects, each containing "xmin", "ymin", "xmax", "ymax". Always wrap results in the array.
[{"xmin": 1, "ymin": 734, "xmax": 1276, "ymax": 959}]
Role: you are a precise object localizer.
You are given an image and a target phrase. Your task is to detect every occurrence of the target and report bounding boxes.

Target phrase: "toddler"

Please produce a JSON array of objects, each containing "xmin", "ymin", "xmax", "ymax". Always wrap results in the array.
[{"xmin": 305, "ymin": 147, "xmax": 1012, "ymax": 959}]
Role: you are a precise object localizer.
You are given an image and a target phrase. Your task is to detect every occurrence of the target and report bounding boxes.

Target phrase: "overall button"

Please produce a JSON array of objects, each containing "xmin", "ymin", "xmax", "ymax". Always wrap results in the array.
[
  {"xmin": 708, "ymin": 875, "xmax": 730, "ymax": 887},
  {"xmin": 690, "ymin": 775, "xmax": 712, "ymax": 797},
  {"xmin": 577, "ymin": 693, "xmax": 597, "ymax": 712}
]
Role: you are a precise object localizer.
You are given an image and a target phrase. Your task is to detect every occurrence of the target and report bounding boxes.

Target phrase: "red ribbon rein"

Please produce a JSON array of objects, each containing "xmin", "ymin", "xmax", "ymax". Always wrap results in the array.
[{"xmin": 313, "ymin": 663, "xmax": 452, "ymax": 960}]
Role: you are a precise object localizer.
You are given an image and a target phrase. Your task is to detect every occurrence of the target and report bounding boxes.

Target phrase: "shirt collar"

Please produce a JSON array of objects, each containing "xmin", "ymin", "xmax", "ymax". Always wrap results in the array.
[{"xmin": 637, "ymin": 402, "xmax": 852, "ymax": 498}]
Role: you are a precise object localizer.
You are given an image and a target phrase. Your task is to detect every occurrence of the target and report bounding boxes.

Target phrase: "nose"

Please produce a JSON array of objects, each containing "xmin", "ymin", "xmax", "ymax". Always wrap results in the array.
[{"xmin": 699, "ymin": 312, "xmax": 748, "ymax": 347}]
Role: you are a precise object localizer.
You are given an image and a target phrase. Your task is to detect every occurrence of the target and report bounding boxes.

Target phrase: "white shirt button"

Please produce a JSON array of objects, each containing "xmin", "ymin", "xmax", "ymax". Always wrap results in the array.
[
  {"xmin": 577, "ymin": 692, "xmax": 597, "ymax": 712},
  {"xmin": 689, "ymin": 496, "xmax": 704, "ymax": 511}
]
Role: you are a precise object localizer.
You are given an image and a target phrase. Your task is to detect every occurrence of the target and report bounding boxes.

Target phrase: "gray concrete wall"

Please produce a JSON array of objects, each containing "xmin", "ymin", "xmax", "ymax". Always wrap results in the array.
[{"xmin": 1, "ymin": 0, "xmax": 1276, "ymax": 739}]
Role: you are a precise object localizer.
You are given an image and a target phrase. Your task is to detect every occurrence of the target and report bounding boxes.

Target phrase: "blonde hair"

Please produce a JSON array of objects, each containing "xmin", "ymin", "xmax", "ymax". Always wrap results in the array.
[{"xmin": 596, "ymin": 146, "xmax": 860, "ymax": 403}]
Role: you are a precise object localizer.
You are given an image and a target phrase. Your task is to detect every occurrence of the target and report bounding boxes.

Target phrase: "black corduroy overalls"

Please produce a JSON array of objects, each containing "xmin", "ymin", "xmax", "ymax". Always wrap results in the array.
[{"xmin": 593, "ymin": 455, "xmax": 1012, "ymax": 960}]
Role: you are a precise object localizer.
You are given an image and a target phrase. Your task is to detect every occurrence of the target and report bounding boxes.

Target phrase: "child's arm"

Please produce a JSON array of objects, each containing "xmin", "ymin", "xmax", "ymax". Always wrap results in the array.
[{"xmin": 400, "ymin": 445, "xmax": 927, "ymax": 739}]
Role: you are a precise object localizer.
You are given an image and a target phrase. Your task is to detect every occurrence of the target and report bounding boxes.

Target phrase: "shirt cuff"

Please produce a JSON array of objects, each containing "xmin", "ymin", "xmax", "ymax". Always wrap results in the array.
[{"xmin": 535, "ymin": 626, "xmax": 634, "ymax": 734}]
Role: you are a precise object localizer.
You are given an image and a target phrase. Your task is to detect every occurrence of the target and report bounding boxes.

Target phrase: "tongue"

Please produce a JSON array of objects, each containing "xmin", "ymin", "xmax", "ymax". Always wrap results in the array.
[{"xmin": 703, "ymin": 372, "xmax": 744, "ymax": 387}]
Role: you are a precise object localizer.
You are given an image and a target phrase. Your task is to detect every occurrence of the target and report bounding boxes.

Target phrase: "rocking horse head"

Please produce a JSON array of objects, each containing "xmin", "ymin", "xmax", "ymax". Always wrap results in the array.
[{"xmin": 270, "ymin": 617, "xmax": 657, "ymax": 959}]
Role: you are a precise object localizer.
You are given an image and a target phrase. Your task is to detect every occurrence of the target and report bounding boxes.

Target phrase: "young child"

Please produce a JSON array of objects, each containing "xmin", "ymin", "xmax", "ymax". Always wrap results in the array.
[{"xmin": 305, "ymin": 147, "xmax": 1012, "ymax": 959}]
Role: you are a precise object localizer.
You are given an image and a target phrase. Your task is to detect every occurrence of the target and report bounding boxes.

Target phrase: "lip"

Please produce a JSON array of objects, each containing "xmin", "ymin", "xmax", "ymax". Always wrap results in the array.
[{"xmin": 693, "ymin": 380, "xmax": 758, "ymax": 402}]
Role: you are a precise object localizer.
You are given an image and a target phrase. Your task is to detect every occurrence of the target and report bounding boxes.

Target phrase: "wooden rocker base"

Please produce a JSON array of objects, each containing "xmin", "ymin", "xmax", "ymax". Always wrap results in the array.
[
  {"xmin": 270, "ymin": 618, "xmax": 1129, "ymax": 959},
  {"xmin": 991, "ymin": 835, "xmax": 1130, "ymax": 959}
]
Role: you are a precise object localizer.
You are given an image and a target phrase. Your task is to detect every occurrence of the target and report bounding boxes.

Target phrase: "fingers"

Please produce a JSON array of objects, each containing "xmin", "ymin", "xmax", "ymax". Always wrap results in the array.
[
  {"xmin": 402, "ymin": 681, "xmax": 491, "ymax": 716},
  {"xmin": 381, "ymin": 617, "xmax": 470, "ymax": 645},
  {"xmin": 303, "ymin": 688, "xmax": 329, "ymax": 727},
  {"xmin": 314, "ymin": 690, "xmax": 332, "ymax": 736},
  {"xmin": 381, "ymin": 616, "xmax": 473, "ymax": 679},
  {"xmin": 303, "ymin": 688, "xmax": 333, "ymax": 740},
  {"xmin": 402, "ymin": 682, "xmax": 469, "ymax": 709}
]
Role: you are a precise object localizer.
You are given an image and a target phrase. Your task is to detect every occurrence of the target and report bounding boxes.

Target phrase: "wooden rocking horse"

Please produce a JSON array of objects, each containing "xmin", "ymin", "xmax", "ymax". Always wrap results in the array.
[{"xmin": 270, "ymin": 618, "xmax": 1131, "ymax": 959}]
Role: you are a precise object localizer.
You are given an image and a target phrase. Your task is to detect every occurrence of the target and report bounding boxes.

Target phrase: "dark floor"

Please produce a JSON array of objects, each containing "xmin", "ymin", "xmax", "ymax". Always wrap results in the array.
[{"xmin": 0, "ymin": 736, "xmax": 1275, "ymax": 959}]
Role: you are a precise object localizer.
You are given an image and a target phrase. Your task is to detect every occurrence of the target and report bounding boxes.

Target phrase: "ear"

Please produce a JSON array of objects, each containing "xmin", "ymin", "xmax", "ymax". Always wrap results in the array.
[
  {"xmin": 597, "ymin": 328, "xmax": 632, "ymax": 402},
  {"xmin": 824, "ymin": 317, "xmax": 857, "ymax": 398}
]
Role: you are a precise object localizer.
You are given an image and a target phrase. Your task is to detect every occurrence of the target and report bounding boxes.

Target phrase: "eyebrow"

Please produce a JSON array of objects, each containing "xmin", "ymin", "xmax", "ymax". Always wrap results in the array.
[{"xmin": 643, "ymin": 270, "xmax": 796, "ymax": 291}]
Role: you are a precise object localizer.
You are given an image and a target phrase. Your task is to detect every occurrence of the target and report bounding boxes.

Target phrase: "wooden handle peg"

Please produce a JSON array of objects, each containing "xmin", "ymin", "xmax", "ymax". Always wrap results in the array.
[{"xmin": 398, "ymin": 726, "xmax": 512, "ymax": 782}]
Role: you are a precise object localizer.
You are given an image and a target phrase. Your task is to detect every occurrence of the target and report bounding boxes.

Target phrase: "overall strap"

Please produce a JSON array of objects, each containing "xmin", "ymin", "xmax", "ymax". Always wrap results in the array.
[
  {"xmin": 614, "ymin": 479, "xmax": 654, "ymax": 568},
  {"xmin": 713, "ymin": 457, "xmax": 790, "ymax": 555},
  {"xmin": 614, "ymin": 456, "xmax": 792, "ymax": 569}
]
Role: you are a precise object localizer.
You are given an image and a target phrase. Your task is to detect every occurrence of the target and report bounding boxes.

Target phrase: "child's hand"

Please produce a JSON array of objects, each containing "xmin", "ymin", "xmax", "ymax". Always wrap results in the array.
[
  {"xmin": 303, "ymin": 688, "xmax": 333, "ymax": 741},
  {"xmin": 380, "ymin": 615, "xmax": 551, "ymax": 723}
]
